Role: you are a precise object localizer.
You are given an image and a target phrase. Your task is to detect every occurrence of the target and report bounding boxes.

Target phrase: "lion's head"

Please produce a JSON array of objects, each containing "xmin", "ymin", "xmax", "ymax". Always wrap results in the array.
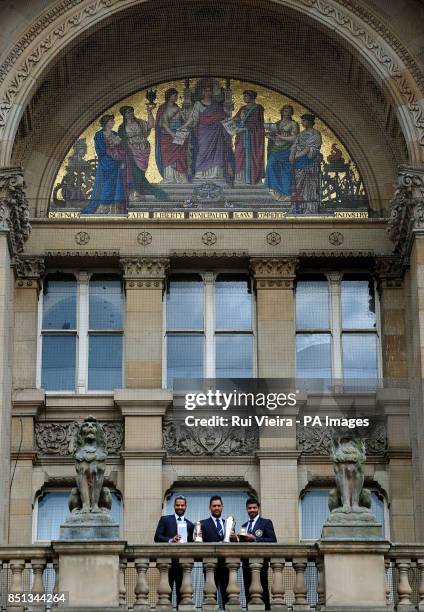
[{"xmin": 73, "ymin": 416, "xmax": 106, "ymax": 457}]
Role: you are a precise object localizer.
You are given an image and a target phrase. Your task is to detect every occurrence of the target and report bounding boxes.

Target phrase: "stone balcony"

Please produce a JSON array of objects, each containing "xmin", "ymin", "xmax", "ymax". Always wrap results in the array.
[{"xmin": 1, "ymin": 542, "xmax": 424, "ymax": 611}]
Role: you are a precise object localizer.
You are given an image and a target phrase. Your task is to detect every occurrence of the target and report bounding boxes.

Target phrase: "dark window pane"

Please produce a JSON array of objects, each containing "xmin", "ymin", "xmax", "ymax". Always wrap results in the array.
[
  {"xmin": 167, "ymin": 275, "xmax": 203, "ymax": 330},
  {"xmin": 296, "ymin": 334, "xmax": 332, "ymax": 379},
  {"xmin": 89, "ymin": 275, "xmax": 123, "ymax": 330},
  {"xmin": 296, "ymin": 278, "xmax": 329, "ymax": 329},
  {"xmin": 215, "ymin": 334, "xmax": 253, "ymax": 378},
  {"xmin": 341, "ymin": 276, "xmax": 376, "ymax": 329},
  {"xmin": 342, "ymin": 334, "xmax": 378, "ymax": 380},
  {"xmin": 167, "ymin": 334, "xmax": 204, "ymax": 385},
  {"xmin": 215, "ymin": 274, "xmax": 252, "ymax": 330},
  {"xmin": 88, "ymin": 334, "xmax": 123, "ymax": 390},
  {"xmin": 42, "ymin": 276, "xmax": 77, "ymax": 330},
  {"xmin": 41, "ymin": 334, "xmax": 76, "ymax": 391}
]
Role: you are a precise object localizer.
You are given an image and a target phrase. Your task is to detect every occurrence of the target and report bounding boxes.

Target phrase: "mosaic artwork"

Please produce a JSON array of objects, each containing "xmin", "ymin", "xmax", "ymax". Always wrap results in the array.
[{"xmin": 50, "ymin": 78, "xmax": 368, "ymax": 218}]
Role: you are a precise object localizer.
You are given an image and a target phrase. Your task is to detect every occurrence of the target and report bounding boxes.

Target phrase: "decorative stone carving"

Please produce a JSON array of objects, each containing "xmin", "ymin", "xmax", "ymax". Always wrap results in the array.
[
  {"xmin": 137, "ymin": 231, "xmax": 152, "ymax": 246},
  {"xmin": 35, "ymin": 421, "xmax": 123, "ymax": 456},
  {"xmin": 388, "ymin": 165, "xmax": 424, "ymax": 262},
  {"xmin": 250, "ymin": 257, "xmax": 299, "ymax": 289},
  {"xmin": 202, "ymin": 231, "xmax": 217, "ymax": 246},
  {"xmin": 14, "ymin": 255, "xmax": 45, "ymax": 289},
  {"xmin": 74, "ymin": 231, "xmax": 90, "ymax": 245},
  {"xmin": 296, "ymin": 420, "xmax": 386, "ymax": 456},
  {"xmin": 328, "ymin": 231, "xmax": 344, "ymax": 246},
  {"xmin": 375, "ymin": 256, "xmax": 403, "ymax": 289},
  {"xmin": 120, "ymin": 256, "xmax": 170, "ymax": 289},
  {"xmin": 321, "ymin": 427, "xmax": 383, "ymax": 539},
  {"xmin": 163, "ymin": 418, "xmax": 258, "ymax": 455},
  {"xmin": 60, "ymin": 416, "xmax": 120, "ymax": 539},
  {"xmin": 0, "ymin": 167, "xmax": 31, "ymax": 254},
  {"xmin": 266, "ymin": 231, "xmax": 281, "ymax": 246}
]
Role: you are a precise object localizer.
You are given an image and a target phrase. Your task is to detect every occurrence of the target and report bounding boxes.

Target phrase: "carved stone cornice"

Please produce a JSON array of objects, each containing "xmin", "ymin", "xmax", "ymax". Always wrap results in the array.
[
  {"xmin": 374, "ymin": 256, "xmax": 403, "ymax": 290},
  {"xmin": 0, "ymin": 167, "xmax": 31, "ymax": 255},
  {"xmin": 250, "ymin": 257, "xmax": 299, "ymax": 289},
  {"xmin": 14, "ymin": 255, "xmax": 45, "ymax": 289},
  {"xmin": 120, "ymin": 256, "xmax": 170, "ymax": 290},
  {"xmin": 388, "ymin": 166, "xmax": 424, "ymax": 263}
]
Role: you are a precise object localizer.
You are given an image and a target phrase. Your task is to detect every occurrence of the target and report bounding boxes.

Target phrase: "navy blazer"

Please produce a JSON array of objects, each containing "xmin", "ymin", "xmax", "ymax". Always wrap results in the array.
[
  {"xmin": 154, "ymin": 514, "xmax": 194, "ymax": 543},
  {"xmin": 200, "ymin": 516, "xmax": 226, "ymax": 542},
  {"xmin": 241, "ymin": 516, "xmax": 277, "ymax": 543}
]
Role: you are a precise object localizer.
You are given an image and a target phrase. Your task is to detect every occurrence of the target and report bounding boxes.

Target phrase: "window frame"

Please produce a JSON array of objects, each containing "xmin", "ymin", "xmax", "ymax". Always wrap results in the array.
[
  {"xmin": 295, "ymin": 271, "xmax": 382, "ymax": 383},
  {"xmin": 163, "ymin": 269, "xmax": 257, "ymax": 388},
  {"xmin": 37, "ymin": 269, "xmax": 125, "ymax": 394}
]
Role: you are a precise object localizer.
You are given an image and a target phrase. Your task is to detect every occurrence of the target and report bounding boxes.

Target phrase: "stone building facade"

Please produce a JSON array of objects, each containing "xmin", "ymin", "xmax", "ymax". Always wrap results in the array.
[{"xmin": 1, "ymin": 0, "xmax": 424, "ymax": 608}]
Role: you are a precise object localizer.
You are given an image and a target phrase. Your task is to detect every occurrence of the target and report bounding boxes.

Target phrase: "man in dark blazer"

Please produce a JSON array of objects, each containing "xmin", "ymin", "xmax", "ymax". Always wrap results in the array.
[
  {"xmin": 200, "ymin": 495, "xmax": 235, "ymax": 608},
  {"xmin": 154, "ymin": 495, "xmax": 194, "ymax": 605},
  {"xmin": 240, "ymin": 497, "xmax": 277, "ymax": 610}
]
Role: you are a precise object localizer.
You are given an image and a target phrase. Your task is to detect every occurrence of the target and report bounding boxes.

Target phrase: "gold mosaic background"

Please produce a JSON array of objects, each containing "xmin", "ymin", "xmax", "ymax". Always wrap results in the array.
[{"xmin": 54, "ymin": 79, "xmax": 352, "ymax": 188}]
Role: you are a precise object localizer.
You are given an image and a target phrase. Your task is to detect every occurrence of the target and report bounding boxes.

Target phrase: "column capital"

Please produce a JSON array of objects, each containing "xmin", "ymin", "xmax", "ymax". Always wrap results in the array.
[
  {"xmin": 374, "ymin": 256, "xmax": 403, "ymax": 290},
  {"xmin": 14, "ymin": 255, "xmax": 45, "ymax": 289},
  {"xmin": 249, "ymin": 257, "xmax": 299, "ymax": 289},
  {"xmin": 388, "ymin": 165, "xmax": 424, "ymax": 262},
  {"xmin": 0, "ymin": 166, "xmax": 31, "ymax": 256},
  {"xmin": 120, "ymin": 256, "xmax": 170, "ymax": 289}
]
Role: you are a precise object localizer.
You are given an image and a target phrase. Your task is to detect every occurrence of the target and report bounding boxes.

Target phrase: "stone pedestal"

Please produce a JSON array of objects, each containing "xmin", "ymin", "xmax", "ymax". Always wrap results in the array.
[
  {"xmin": 321, "ymin": 510, "xmax": 383, "ymax": 541},
  {"xmin": 53, "ymin": 541, "xmax": 126, "ymax": 609},
  {"xmin": 318, "ymin": 540, "xmax": 390, "ymax": 611},
  {"xmin": 59, "ymin": 512, "xmax": 120, "ymax": 540}
]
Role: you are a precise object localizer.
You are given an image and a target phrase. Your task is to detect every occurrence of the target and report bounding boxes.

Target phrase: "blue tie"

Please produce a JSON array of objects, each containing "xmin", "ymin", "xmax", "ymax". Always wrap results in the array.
[
  {"xmin": 216, "ymin": 519, "xmax": 224, "ymax": 540},
  {"xmin": 248, "ymin": 519, "xmax": 254, "ymax": 533}
]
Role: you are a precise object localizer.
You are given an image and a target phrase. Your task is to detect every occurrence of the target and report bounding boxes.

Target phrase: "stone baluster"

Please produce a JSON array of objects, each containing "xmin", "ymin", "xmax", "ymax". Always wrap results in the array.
[
  {"xmin": 292, "ymin": 559, "xmax": 310, "ymax": 610},
  {"xmin": 9, "ymin": 559, "xmax": 25, "ymax": 611},
  {"xmin": 418, "ymin": 558, "xmax": 424, "ymax": 611},
  {"xmin": 203, "ymin": 557, "xmax": 218, "ymax": 612},
  {"xmin": 226, "ymin": 557, "xmax": 241, "ymax": 611},
  {"xmin": 119, "ymin": 558, "xmax": 127, "ymax": 607},
  {"xmin": 180, "ymin": 557, "xmax": 195, "ymax": 611},
  {"xmin": 52, "ymin": 557, "xmax": 59, "ymax": 606},
  {"xmin": 248, "ymin": 558, "xmax": 265, "ymax": 610},
  {"xmin": 316, "ymin": 558, "xmax": 325, "ymax": 610},
  {"xmin": 385, "ymin": 559, "xmax": 394, "ymax": 610},
  {"xmin": 156, "ymin": 557, "xmax": 172, "ymax": 611},
  {"xmin": 134, "ymin": 557, "xmax": 150, "ymax": 610},
  {"xmin": 31, "ymin": 558, "xmax": 46, "ymax": 610},
  {"xmin": 396, "ymin": 559, "xmax": 413, "ymax": 609},
  {"xmin": 270, "ymin": 558, "xmax": 287, "ymax": 611}
]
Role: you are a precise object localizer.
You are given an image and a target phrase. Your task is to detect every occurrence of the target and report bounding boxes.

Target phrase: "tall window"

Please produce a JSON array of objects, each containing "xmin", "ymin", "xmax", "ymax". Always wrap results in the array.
[
  {"xmin": 40, "ymin": 272, "xmax": 123, "ymax": 392},
  {"xmin": 166, "ymin": 273, "xmax": 254, "ymax": 386},
  {"xmin": 295, "ymin": 273, "xmax": 379, "ymax": 385}
]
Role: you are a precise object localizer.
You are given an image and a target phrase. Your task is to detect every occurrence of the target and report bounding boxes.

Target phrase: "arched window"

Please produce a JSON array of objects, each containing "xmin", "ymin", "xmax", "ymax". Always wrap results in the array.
[
  {"xmin": 300, "ymin": 488, "xmax": 388, "ymax": 540},
  {"xmin": 35, "ymin": 491, "xmax": 122, "ymax": 542}
]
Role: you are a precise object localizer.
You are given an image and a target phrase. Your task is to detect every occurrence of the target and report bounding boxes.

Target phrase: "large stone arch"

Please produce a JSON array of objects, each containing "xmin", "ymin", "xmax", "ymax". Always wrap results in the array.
[{"xmin": 0, "ymin": 0, "xmax": 423, "ymax": 170}]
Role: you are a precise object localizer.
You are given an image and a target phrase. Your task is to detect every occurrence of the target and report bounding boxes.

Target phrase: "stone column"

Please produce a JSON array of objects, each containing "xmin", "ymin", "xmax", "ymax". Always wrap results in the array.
[
  {"xmin": 250, "ymin": 257, "xmax": 298, "ymax": 377},
  {"xmin": 115, "ymin": 389, "xmax": 172, "ymax": 544},
  {"xmin": 388, "ymin": 165, "xmax": 424, "ymax": 541},
  {"xmin": 120, "ymin": 257, "xmax": 170, "ymax": 388},
  {"xmin": 0, "ymin": 167, "xmax": 31, "ymax": 543},
  {"xmin": 13, "ymin": 256, "xmax": 44, "ymax": 388}
]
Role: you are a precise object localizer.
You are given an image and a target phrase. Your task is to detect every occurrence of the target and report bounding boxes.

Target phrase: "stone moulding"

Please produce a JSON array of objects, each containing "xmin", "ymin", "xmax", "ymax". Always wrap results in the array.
[
  {"xmin": 0, "ymin": 0, "xmax": 423, "ymax": 155},
  {"xmin": 35, "ymin": 421, "xmax": 124, "ymax": 456},
  {"xmin": 0, "ymin": 166, "xmax": 31, "ymax": 254}
]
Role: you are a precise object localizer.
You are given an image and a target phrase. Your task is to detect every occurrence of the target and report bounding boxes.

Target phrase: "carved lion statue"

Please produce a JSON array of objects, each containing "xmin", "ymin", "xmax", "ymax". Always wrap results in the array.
[{"xmin": 69, "ymin": 416, "xmax": 109, "ymax": 513}]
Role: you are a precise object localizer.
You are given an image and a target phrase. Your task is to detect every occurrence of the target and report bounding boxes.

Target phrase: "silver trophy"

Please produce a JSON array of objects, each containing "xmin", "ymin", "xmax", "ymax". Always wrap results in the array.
[{"xmin": 223, "ymin": 516, "xmax": 236, "ymax": 542}]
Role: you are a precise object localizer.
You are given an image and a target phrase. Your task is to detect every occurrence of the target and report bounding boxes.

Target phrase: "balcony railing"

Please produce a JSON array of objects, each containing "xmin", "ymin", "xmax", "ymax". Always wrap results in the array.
[{"xmin": 2, "ymin": 543, "xmax": 424, "ymax": 610}]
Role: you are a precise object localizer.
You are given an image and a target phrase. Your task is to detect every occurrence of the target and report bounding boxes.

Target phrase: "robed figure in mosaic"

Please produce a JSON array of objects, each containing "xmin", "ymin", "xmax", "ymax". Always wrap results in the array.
[
  {"xmin": 183, "ymin": 79, "xmax": 235, "ymax": 184},
  {"xmin": 155, "ymin": 88, "xmax": 189, "ymax": 183},
  {"xmin": 264, "ymin": 105, "xmax": 299, "ymax": 201},
  {"xmin": 82, "ymin": 114, "xmax": 128, "ymax": 214},
  {"xmin": 233, "ymin": 90, "xmax": 265, "ymax": 185},
  {"xmin": 290, "ymin": 113, "xmax": 323, "ymax": 213},
  {"xmin": 118, "ymin": 105, "xmax": 167, "ymax": 200}
]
